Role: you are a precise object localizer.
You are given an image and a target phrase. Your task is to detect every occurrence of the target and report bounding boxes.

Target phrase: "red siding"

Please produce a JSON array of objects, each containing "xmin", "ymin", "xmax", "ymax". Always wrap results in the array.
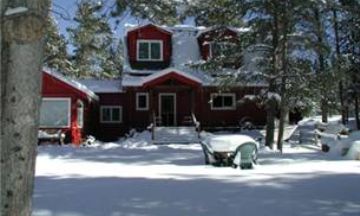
[
  {"xmin": 95, "ymin": 93, "xmax": 128, "ymax": 141},
  {"xmin": 198, "ymin": 28, "xmax": 239, "ymax": 60},
  {"xmin": 41, "ymin": 72, "xmax": 96, "ymax": 145},
  {"xmin": 197, "ymin": 87, "xmax": 266, "ymax": 128},
  {"xmin": 127, "ymin": 24, "xmax": 172, "ymax": 68}
]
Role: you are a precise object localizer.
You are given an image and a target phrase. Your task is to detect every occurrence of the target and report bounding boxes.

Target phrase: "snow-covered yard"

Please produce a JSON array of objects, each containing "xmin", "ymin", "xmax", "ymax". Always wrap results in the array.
[{"xmin": 33, "ymin": 131, "xmax": 360, "ymax": 216}]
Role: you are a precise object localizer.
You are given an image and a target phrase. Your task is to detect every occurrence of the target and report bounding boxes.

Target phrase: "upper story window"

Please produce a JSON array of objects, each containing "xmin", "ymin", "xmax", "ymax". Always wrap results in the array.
[
  {"xmin": 137, "ymin": 40, "xmax": 163, "ymax": 61},
  {"xmin": 210, "ymin": 93, "xmax": 236, "ymax": 110},
  {"xmin": 210, "ymin": 42, "xmax": 236, "ymax": 58}
]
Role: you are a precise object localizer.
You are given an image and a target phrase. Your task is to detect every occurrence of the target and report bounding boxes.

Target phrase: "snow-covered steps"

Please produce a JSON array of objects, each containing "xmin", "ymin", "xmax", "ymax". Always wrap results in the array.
[{"xmin": 153, "ymin": 126, "xmax": 200, "ymax": 144}]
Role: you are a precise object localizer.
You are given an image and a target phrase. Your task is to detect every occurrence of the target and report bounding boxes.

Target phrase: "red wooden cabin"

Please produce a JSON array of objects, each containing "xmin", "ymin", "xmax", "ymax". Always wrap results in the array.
[
  {"xmin": 40, "ymin": 69, "xmax": 98, "ymax": 145},
  {"xmin": 77, "ymin": 24, "xmax": 268, "ymax": 141}
]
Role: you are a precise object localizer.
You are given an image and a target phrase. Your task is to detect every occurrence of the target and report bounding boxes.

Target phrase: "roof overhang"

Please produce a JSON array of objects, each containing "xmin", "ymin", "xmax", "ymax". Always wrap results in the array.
[
  {"xmin": 43, "ymin": 68, "xmax": 99, "ymax": 101},
  {"xmin": 142, "ymin": 68, "xmax": 202, "ymax": 88}
]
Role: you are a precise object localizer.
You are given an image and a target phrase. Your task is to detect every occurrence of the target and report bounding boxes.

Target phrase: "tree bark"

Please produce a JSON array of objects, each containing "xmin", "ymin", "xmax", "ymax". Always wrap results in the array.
[
  {"xmin": 332, "ymin": 8, "xmax": 347, "ymax": 125},
  {"xmin": 265, "ymin": 96, "xmax": 277, "ymax": 149},
  {"xmin": 1, "ymin": 0, "xmax": 49, "ymax": 215},
  {"xmin": 264, "ymin": 0, "xmax": 280, "ymax": 149},
  {"xmin": 355, "ymin": 95, "xmax": 360, "ymax": 130},
  {"xmin": 314, "ymin": 7, "xmax": 328, "ymax": 123}
]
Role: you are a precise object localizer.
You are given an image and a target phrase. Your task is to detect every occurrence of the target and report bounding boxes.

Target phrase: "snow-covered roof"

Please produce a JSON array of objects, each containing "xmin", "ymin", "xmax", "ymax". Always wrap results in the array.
[
  {"xmin": 124, "ymin": 23, "xmax": 173, "ymax": 35},
  {"xmin": 196, "ymin": 26, "xmax": 251, "ymax": 38},
  {"xmin": 43, "ymin": 68, "xmax": 98, "ymax": 101},
  {"xmin": 171, "ymin": 27, "xmax": 201, "ymax": 66},
  {"xmin": 79, "ymin": 79, "xmax": 123, "ymax": 93},
  {"xmin": 122, "ymin": 67, "xmax": 214, "ymax": 87}
]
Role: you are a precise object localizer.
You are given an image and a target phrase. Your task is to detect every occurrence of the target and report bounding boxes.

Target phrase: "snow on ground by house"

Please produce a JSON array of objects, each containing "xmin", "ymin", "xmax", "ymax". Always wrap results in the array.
[{"xmin": 33, "ymin": 127, "xmax": 360, "ymax": 216}]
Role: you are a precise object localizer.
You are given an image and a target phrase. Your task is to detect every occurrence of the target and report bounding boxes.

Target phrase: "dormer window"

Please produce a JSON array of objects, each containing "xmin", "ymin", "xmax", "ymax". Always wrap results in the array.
[
  {"xmin": 210, "ymin": 42, "xmax": 235, "ymax": 58},
  {"xmin": 137, "ymin": 40, "xmax": 163, "ymax": 61}
]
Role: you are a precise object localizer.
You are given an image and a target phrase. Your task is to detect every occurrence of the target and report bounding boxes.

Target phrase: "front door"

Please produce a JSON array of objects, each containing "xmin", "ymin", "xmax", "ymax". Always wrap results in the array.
[{"xmin": 159, "ymin": 93, "xmax": 176, "ymax": 126}]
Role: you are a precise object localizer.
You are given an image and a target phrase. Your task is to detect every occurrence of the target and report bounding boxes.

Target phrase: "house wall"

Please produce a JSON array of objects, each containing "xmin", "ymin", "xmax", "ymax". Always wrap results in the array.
[
  {"xmin": 95, "ymin": 93, "xmax": 128, "ymax": 141},
  {"xmin": 41, "ymin": 72, "xmax": 95, "ymax": 144},
  {"xmin": 197, "ymin": 87, "xmax": 266, "ymax": 128},
  {"xmin": 127, "ymin": 24, "xmax": 172, "ymax": 70}
]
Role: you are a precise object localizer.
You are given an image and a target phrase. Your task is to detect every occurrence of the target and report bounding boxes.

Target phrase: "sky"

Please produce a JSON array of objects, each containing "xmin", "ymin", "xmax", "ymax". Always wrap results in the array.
[{"xmin": 52, "ymin": 0, "xmax": 146, "ymax": 41}]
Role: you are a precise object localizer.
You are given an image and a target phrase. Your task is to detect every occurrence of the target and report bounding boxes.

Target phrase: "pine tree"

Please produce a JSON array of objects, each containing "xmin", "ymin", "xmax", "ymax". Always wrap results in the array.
[
  {"xmin": 68, "ymin": 0, "xmax": 120, "ymax": 78},
  {"xmin": 44, "ymin": 16, "xmax": 75, "ymax": 76},
  {"xmin": 111, "ymin": 0, "xmax": 179, "ymax": 25}
]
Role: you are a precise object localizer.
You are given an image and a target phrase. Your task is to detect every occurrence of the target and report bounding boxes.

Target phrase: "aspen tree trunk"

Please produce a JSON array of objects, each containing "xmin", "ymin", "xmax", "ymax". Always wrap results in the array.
[{"xmin": 1, "ymin": 0, "xmax": 49, "ymax": 215}]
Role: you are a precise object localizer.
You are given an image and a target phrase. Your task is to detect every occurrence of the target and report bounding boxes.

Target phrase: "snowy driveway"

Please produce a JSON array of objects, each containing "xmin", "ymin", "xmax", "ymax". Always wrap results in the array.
[{"xmin": 33, "ymin": 136, "xmax": 360, "ymax": 216}]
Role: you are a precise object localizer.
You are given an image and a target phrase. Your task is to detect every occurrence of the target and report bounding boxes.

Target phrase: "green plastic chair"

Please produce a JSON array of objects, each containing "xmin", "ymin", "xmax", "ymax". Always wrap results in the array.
[{"xmin": 232, "ymin": 142, "xmax": 258, "ymax": 169}]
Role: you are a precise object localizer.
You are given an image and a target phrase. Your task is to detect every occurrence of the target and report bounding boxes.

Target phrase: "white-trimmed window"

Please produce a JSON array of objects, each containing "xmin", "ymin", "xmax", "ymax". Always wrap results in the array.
[
  {"xmin": 40, "ymin": 98, "xmax": 71, "ymax": 128},
  {"xmin": 210, "ymin": 93, "xmax": 236, "ymax": 110},
  {"xmin": 137, "ymin": 40, "xmax": 163, "ymax": 61},
  {"xmin": 136, "ymin": 93, "xmax": 149, "ymax": 111},
  {"xmin": 77, "ymin": 100, "xmax": 84, "ymax": 128},
  {"xmin": 100, "ymin": 106, "xmax": 123, "ymax": 123},
  {"xmin": 210, "ymin": 42, "xmax": 235, "ymax": 58}
]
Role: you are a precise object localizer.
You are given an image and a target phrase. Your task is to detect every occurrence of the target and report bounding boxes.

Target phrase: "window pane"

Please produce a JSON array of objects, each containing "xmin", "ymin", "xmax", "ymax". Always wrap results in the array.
[
  {"xmin": 213, "ymin": 96, "xmax": 222, "ymax": 108},
  {"xmin": 138, "ymin": 42, "xmax": 149, "ymax": 59},
  {"xmin": 102, "ymin": 108, "xmax": 111, "ymax": 122},
  {"xmin": 138, "ymin": 95, "xmax": 147, "ymax": 108},
  {"xmin": 212, "ymin": 43, "xmax": 221, "ymax": 57},
  {"xmin": 223, "ymin": 96, "xmax": 234, "ymax": 107},
  {"xmin": 151, "ymin": 42, "xmax": 161, "ymax": 59},
  {"xmin": 40, "ymin": 100, "xmax": 69, "ymax": 127},
  {"xmin": 77, "ymin": 102, "xmax": 84, "ymax": 128},
  {"xmin": 112, "ymin": 108, "xmax": 121, "ymax": 121}
]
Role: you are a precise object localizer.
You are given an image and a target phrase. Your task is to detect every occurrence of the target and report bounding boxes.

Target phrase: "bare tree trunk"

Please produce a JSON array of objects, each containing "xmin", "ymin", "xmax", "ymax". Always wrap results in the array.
[
  {"xmin": 314, "ymin": 7, "xmax": 328, "ymax": 123},
  {"xmin": 332, "ymin": 9, "xmax": 347, "ymax": 125},
  {"xmin": 321, "ymin": 99, "xmax": 328, "ymax": 123},
  {"xmin": 355, "ymin": 95, "xmax": 360, "ymax": 130},
  {"xmin": 277, "ymin": 79, "xmax": 287, "ymax": 152},
  {"xmin": 265, "ymin": 0, "xmax": 280, "ymax": 149},
  {"xmin": 1, "ymin": 0, "xmax": 49, "ymax": 215},
  {"xmin": 265, "ymin": 97, "xmax": 277, "ymax": 149}
]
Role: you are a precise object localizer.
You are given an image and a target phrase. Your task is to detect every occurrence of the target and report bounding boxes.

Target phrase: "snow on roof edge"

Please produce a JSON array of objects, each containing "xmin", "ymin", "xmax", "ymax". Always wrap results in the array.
[
  {"xmin": 141, "ymin": 67, "xmax": 203, "ymax": 85},
  {"xmin": 43, "ymin": 67, "xmax": 99, "ymax": 101},
  {"xmin": 125, "ymin": 23, "xmax": 173, "ymax": 35}
]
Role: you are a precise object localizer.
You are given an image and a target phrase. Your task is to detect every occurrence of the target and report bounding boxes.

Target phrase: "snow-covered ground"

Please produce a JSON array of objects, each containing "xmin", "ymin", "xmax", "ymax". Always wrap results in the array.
[{"xmin": 32, "ymin": 127, "xmax": 360, "ymax": 216}]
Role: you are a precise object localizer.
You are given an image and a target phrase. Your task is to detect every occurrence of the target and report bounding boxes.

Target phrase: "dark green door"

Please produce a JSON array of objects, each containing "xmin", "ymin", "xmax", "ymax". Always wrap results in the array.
[{"xmin": 160, "ymin": 94, "xmax": 176, "ymax": 126}]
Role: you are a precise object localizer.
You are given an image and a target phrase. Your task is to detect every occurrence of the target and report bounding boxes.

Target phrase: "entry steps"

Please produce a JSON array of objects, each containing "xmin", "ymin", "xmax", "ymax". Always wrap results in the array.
[{"xmin": 153, "ymin": 126, "xmax": 200, "ymax": 144}]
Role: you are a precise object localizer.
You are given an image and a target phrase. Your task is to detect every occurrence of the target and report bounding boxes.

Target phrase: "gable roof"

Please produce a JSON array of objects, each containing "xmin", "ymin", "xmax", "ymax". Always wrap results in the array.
[
  {"xmin": 125, "ymin": 23, "xmax": 173, "ymax": 35},
  {"xmin": 142, "ymin": 68, "xmax": 202, "ymax": 88},
  {"xmin": 122, "ymin": 67, "xmax": 213, "ymax": 87},
  {"xmin": 43, "ymin": 68, "xmax": 98, "ymax": 101}
]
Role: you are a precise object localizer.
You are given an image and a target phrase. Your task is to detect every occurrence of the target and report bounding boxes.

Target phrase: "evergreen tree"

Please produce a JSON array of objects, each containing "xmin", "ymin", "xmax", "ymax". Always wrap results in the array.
[
  {"xmin": 111, "ymin": 0, "xmax": 179, "ymax": 25},
  {"xmin": 44, "ymin": 16, "xmax": 76, "ymax": 76},
  {"xmin": 68, "ymin": 0, "xmax": 120, "ymax": 78}
]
